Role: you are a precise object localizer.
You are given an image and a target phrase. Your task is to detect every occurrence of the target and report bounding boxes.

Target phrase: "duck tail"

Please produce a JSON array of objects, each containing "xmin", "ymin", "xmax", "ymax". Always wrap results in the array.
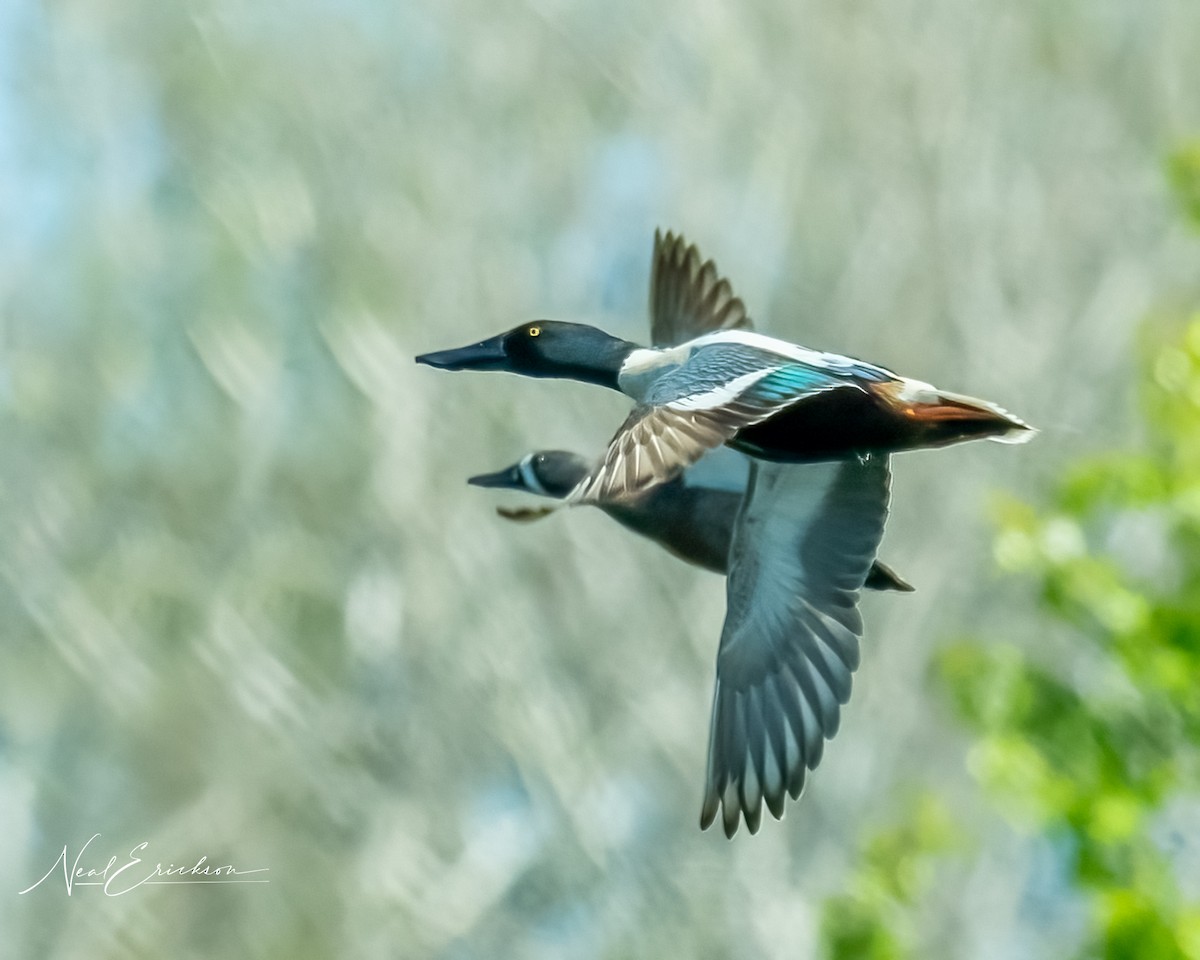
[{"xmin": 891, "ymin": 384, "xmax": 1036, "ymax": 446}]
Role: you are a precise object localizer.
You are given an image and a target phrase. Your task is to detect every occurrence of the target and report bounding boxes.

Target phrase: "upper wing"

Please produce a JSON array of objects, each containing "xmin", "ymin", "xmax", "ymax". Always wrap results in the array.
[
  {"xmin": 649, "ymin": 230, "xmax": 753, "ymax": 348},
  {"xmin": 699, "ymin": 454, "xmax": 891, "ymax": 837},
  {"xmin": 569, "ymin": 353, "xmax": 864, "ymax": 504}
]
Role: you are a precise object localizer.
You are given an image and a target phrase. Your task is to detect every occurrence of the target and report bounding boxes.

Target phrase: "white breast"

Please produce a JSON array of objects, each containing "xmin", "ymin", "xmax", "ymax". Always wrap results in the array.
[{"xmin": 618, "ymin": 346, "xmax": 686, "ymax": 402}]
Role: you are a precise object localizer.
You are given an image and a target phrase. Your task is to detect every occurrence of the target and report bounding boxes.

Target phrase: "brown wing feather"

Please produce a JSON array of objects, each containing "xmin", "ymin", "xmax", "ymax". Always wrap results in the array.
[
  {"xmin": 566, "ymin": 397, "xmax": 779, "ymax": 505},
  {"xmin": 650, "ymin": 230, "xmax": 753, "ymax": 348}
]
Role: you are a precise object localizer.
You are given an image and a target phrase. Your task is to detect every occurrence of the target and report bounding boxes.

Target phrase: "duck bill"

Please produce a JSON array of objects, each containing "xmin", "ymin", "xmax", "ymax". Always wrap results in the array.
[
  {"xmin": 467, "ymin": 463, "xmax": 524, "ymax": 489},
  {"xmin": 415, "ymin": 334, "xmax": 508, "ymax": 371}
]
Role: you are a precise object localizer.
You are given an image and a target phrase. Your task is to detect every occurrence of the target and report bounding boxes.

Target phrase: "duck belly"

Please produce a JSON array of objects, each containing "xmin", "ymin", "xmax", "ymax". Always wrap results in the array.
[
  {"xmin": 730, "ymin": 385, "xmax": 1020, "ymax": 462},
  {"xmin": 603, "ymin": 484, "xmax": 738, "ymax": 573}
]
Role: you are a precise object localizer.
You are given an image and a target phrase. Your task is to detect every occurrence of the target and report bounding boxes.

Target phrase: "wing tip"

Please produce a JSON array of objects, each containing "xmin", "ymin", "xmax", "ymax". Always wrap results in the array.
[
  {"xmin": 495, "ymin": 505, "xmax": 558, "ymax": 523},
  {"xmin": 700, "ymin": 782, "xmax": 793, "ymax": 837},
  {"xmin": 989, "ymin": 422, "xmax": 1038, "ymax": 445},
  {"xmin": 648, "ymin": 229, "xmax": 754, "ymax": 346},
  {"xmin": 722, "ymin": 805, "xmax": 741, "ymax": 839},
  {"xmin": 865, "ymin": 560, "xmax": 915, "ymax": 593}
]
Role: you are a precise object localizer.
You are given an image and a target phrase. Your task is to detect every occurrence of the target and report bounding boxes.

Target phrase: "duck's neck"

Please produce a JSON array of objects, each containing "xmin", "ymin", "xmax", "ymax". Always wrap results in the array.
[{"xmin": 544, "ymin": 332, "xmax": 637, "ymax": 392}]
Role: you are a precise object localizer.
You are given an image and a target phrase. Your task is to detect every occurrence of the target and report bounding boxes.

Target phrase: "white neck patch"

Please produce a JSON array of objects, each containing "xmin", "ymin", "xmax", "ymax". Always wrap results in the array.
[
  {"xmin": 518, "ymin": 454, "xmax": 549, "ymax": 496},
  {"xmin": 618, "ymin": 345, "xmax": 688, "ymax": 401}
]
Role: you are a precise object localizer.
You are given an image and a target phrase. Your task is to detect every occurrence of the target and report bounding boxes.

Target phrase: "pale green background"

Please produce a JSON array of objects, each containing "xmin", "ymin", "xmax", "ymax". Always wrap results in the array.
[{"xmin": 1, "ymin": 0, "xmax": 1198, "ymax": 957}]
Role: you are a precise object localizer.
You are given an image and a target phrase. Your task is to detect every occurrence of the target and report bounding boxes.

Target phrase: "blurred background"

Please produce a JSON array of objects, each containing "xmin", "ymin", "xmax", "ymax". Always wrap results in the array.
[{"xmin": 2, "ymin": 0, "xmax": 1199, "ymax": 957}]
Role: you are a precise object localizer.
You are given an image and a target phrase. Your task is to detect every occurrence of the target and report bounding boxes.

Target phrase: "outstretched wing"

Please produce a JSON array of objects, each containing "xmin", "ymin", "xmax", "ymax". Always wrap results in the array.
[
  {"xmin": 650, "ymin": 230, "xmax": 752, "ymax": 348},
  {"xmin": 699, "ymin": 454, "xmax": 890, "ymax": 837},
  {"xmin": 569, "ymin": 351, "xmax": 863, "ymax": 504}
]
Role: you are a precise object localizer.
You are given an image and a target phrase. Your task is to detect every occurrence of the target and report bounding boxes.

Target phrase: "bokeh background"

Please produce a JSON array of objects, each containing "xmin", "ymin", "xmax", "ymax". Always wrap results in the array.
[{"xmin": 2, "ymin": 0, "xmax": 1200, "ymax": 957}]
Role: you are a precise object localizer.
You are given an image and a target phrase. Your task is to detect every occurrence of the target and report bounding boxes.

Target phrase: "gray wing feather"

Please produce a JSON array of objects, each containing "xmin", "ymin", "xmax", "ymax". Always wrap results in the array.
[
  {"xmin": 643, "ymin": 343, "xmax": 788, "ymax": 406},
  {"xmin": 699, "ymin": 455, "xmax": 891, "ymax": 837},
  {"xmin": 650, "ymin": 230, "xmax": 753, "ymax": 348}
]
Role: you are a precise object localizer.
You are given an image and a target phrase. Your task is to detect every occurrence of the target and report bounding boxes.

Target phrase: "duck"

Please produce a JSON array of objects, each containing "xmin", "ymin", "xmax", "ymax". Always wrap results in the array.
[
  {"xmin": 416, "ymin": 251, "xmax": 1033, "ymax": 507},
  {"xmin": 476, "ymin": 441, "xmax": 897, "ymax": 836},
  {"xmin": 417, "ymin": 230, "xmax": 1032, "ymax": 835},
  {"xmin": 465, "ymin": 232, "xmax": 912, "ymax": 592},
  {"xmin": 468, "ymin": 445, "xmax": 914, "ymax": 592}
]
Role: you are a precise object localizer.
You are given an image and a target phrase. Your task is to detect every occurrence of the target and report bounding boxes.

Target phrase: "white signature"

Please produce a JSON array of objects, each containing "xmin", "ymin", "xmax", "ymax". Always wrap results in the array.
[{"xmin": 18, "ymin": 834, "xmax": 270, "ymax": 897}]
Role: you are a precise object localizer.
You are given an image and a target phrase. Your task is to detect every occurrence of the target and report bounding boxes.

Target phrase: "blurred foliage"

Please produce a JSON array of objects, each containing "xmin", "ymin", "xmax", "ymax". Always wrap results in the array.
[
  {"xmin": 932, "ymin": 189, "xmax": 1200, "ymax": 956},
  {"xmin": 820, "ymin": 794, "xmax": 961, "ymax": 960},
  {"xmin": 817, "ymin": 153, "xmax": 1200, "ymax": 960},
  {"xmin": 1168, "ymin": 142, "xmax": 1200, "ymax": 233}
]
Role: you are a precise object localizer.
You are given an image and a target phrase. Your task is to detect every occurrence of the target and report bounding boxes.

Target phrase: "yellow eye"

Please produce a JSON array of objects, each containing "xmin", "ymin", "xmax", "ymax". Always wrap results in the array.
[{"xmin": 528, "ymin": 326, "xmax": 541, "ymax": 337}]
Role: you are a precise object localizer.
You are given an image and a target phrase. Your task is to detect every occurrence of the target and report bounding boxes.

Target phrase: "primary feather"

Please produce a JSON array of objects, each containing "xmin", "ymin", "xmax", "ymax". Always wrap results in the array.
[{"xmin": 650, "ymin": 229, "xmax": 752, "ymax": 348}]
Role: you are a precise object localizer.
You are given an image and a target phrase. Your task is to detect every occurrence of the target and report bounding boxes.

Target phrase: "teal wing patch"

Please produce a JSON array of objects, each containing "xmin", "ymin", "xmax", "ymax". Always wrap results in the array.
[
  {"xmin": 741, "ymin": 364, "xmax": 851, "ymax": 403},
  {"xmin": 646, "ymin": 347, "xmax": 894, "ymax": 409}
]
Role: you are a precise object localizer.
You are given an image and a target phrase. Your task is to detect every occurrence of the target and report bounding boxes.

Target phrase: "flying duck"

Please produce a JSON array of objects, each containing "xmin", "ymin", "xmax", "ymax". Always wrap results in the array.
[
  {"xmin": 466, "ymin": 231, "xmax": 913, "ymax": 592},
  {"xmin": 417, "ymin": 230, "xmax": 1032, "ymax": 835},
  {"xmin": 468, "ymin": 446, "xmax": 914, "ymax": 592},
  {"xmin": 416, "ymin": 252, "xmax": 1032, "ymax": 507}
]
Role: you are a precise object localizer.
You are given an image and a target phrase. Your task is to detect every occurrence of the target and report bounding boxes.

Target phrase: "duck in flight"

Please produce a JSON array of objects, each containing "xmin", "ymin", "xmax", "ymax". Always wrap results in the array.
[
  {"xmin": 469, "ymin": 446, "xmax": 913, "ymax": 593},
  {"xmin": 466, "ymin": 231, "xmax": 914, "ymax": 593},
  {"xmin": 416, "ymin": 255, "xmax": 1032, "ymax": 506},
  {"xmin": 417, "ymin": 230, "xmax": 1032, "ymax": 835}
]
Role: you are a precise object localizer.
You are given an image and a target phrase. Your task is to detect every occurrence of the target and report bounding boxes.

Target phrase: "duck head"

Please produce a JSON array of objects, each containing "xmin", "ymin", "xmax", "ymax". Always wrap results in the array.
[
  {"xmin": 467, "ymin": 450, "xmax": 590, "ymax": 499},
  {"xmin": 415, "ymin": 321, "xmax": 636, "ymax": 390}
]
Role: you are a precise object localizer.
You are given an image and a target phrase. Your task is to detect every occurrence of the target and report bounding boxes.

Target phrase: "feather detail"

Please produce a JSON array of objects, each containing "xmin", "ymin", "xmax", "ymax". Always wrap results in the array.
[
  {"xmin": 650, "ymin": 230, "xmax": 752, "ymax": 348},
  {"xmin": 699, "ymin": 457, "xmax": 890, "ymax": 837},
  {"xmin": 871, "ymin": 381, "xmax": 1036, "ymax": 444}
]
